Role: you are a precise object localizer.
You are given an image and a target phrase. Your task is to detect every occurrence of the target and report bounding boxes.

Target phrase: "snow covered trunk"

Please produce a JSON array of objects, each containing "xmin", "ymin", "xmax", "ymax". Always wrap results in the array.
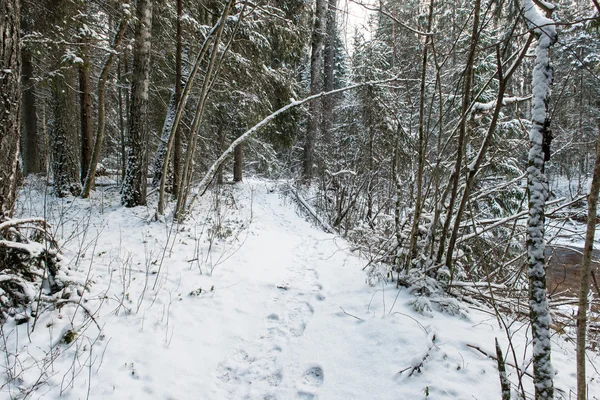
[
  {"xmin": 523, "ymin": 0, "xmax": 557, "ymax": 398},
  {"xmin": 152, "ymin": 90, "xmax": 178, "ymax": 188},
  {"xmin": 122, "ymin": 0, "xmax": 153, "ymax": 207},
  {"xmin": 0, "ymin": 0, "xmax": 21, "ymax": 216},
  {"xmin": 51, "ymin": 64, "xmax": 81, "ymax": 197}
]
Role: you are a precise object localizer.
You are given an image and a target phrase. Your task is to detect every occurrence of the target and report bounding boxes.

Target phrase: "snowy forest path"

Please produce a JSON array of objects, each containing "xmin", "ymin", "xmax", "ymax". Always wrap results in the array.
[{"xmin": 216, "ymin": 185, "xmax": 331, "ymax": 399}]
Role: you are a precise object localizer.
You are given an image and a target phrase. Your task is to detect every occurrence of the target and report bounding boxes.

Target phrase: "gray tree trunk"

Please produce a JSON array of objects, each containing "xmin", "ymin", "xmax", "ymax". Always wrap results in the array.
[
  {"xmin": 0, "ymin": 0, "xmax": 21, "ymax": 216},
  {"xmin": 122, "ymin": 0, "xmax": 153, "ymax": 207},
  {"xmin": 303, "ymin": 0, "xmax": 326, "ymax": 182}
]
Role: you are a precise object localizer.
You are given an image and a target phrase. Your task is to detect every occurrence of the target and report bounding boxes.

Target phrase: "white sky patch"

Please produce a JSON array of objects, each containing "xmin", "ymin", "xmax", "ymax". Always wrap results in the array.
[{"xmin": 338, "ymin": 0, "xmax": 374, "ymax": 54}]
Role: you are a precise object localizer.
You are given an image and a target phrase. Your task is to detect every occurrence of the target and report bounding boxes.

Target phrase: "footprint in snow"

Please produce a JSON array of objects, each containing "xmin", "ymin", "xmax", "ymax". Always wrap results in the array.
[
  {"xmin": 297, "ymin": 391, "xmax": 316, "ymax": 400},
  {"xmin": 302, "ymin": 365, "xmax": 324, "ymax": 387},
  {"xmin": 267, "ymin": 370, "xmax": 283, "ymax": 386}
]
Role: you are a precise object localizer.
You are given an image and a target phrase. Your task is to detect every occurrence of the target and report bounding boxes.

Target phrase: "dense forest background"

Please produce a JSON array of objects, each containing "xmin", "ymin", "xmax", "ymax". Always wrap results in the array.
[{"xmin": 1, "ymin": 0, "xmax": 600, "ymax": 398}]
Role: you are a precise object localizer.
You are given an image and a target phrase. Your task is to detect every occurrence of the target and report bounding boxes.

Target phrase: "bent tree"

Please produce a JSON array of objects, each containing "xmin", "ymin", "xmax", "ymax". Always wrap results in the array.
[{"xmin": 522, "ymin": 0, "xmax": 557, "ymax": 398}]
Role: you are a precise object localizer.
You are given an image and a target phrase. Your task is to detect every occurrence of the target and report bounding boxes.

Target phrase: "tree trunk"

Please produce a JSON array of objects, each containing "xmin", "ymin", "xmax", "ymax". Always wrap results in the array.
[
  {"xmin": 406, "ymin": 0, "xmax": 435, "ymax": 267},
  {"xmin": 81, "ymin": 13, "xmax": 130, "ymax": 198},
  {"xmin": 577, "ymin": 119, "xmax": 600, "ymax": 400},
  {"xmin": 233, "ymin": 143, "xmax": 243, "ymax": 182},
  {"xmin": 523, "ymin": 1, "xmax": 557, "ymax": 397},
  {"xmin": 436, "ymin": 0, "xmax": 480, "ymax": 265},
  {"xmin": 303, "ymin": 0, "xmax": 327, "ymax": 182},
  {"xmin": 216, "ymin": 126, "xmax": 225, "ymax": 184},
  {"xmin": 321, "ymin": 0, "xmax": 336, "ymax": 141},
  {"xmin": 79, "ymin": 43, "xmax": 93, "ymax": 184},
  {"xmin": 0, "ymin": 0, "xmax": 21, "ymax": 216},
  {"xmin": 51, "ymin": 64, "xmax": 81, "ymax": 197},
  {"xmin": 173, "ymin": 0, "xmax": 183, "ymax": 197},
  {"xmin": 122, "ymin": 0, "xmax": 153, "ymax": 207},
  {"xmin": 21, "ymin": 45, "xmax": 41, "ymax": 175},
  {"xmin": 151, "ymin": 90, "xmax": 178, "ymax": 188}
]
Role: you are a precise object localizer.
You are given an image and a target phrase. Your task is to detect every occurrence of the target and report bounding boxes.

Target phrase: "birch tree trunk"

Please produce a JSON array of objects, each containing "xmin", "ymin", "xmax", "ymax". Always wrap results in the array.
[
  {"xmin": 0, "ymin": 0, "xmax": 21, "ymax": 216},
  {"xmin": 522, "ymin": 1, "xmax": 557, "ymax": 397},
  {"xmin": 122, "ymin": 0, "xmax": 153, "ymax": 207}
]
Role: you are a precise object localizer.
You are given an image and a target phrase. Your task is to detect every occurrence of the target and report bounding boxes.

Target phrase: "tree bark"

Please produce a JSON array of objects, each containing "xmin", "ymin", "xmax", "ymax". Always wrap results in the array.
[
  {"xmin": 122, "ymin": 0, "xmax": 153, "ymax": 207},
  {"xmin": 321, "ymin": 0, "xmax": 336, "ymax": 141},
  {"xmin": 233, "ymin": 143, "xmax": 243, "ymax": 182},
  {"xmin": 303, "ymin": 0, "xmax": 327, "ymax": 182},
  {"xmin": 21, "ymin": 45, "xmax": 41, "ymax": 175},
  {"xmin": 577, "ymin": 119, "xmax": 600, "ymax": 400},
  {"xmin": 51, "ymin": 64, "xmax": 81, "ymax": 197},
  {"xmin": 173, "ymin": 0, "xmax": 183, "ymax": 197},
  {"xmin": 0, "ymin": 0, "xmax": 21, "ymax": 216},
  {"xmin": 79, "ymin": 43, "xmax": 93, "ymax": 184}
]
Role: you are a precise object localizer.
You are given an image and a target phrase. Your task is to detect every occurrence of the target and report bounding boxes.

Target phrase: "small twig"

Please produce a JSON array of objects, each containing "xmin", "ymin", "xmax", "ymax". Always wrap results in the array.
[{"xmin": 339, "ymin": 307, "xmax": 364, "ymax": 321}]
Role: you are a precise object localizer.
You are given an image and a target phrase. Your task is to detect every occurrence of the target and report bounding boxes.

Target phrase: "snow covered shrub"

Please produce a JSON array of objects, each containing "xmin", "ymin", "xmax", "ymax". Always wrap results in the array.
[{"xmin": 0, "ymin": 217, "xmax": 81, "ymax": 323}]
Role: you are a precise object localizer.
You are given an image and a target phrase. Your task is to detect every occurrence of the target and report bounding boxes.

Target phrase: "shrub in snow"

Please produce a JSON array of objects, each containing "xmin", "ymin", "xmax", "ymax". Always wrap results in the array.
[{"xmin": 0, "ymin": 217, "xmax": 82, "ymax": 323}]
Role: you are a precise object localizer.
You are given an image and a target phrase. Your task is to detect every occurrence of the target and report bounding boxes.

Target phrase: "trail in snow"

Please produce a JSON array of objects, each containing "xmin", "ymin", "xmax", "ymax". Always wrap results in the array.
[{"xmin": 3, "ymin": 178, "xmax": 598, "ymax": 400}]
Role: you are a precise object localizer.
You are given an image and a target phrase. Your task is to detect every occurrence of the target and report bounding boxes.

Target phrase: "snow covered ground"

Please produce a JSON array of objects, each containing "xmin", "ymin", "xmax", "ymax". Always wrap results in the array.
[{"xmin": 2, "ymin": 178, "xmax": 599, "ymax": 399}]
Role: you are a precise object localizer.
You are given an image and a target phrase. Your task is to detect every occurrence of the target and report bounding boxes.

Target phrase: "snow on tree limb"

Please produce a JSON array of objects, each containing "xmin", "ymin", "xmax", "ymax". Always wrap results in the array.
[{"xmin": 184, "ymin": 76, "xmax": 401, "ymax": 212}]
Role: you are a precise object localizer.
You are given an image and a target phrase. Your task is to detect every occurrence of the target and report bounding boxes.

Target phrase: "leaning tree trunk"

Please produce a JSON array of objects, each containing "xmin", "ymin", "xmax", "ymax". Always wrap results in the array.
[
  {"xmin": 81, "ymin": 10, "xmax": 130, "ymax": 198},
  {"xmin": 522, "ymin": 0, "xmax": 557, "ymax": 398},
  {"xmin": 577, "ymin": 120, "xmax": 600, "ymax": 400},
  {"xmin": 122, "ymin": 0, "xmax": 153, "ymax": 207},
  {"xmin": 302, "ymin": 0, "xmax": 327, "ymax": 183},
  {"xmin": 0, "ymin": 0, "xmax": 21, "ymax": 216},
  {"xmin": 436, "ymin": 0, "xmax": 480, "ymax": 265}
]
